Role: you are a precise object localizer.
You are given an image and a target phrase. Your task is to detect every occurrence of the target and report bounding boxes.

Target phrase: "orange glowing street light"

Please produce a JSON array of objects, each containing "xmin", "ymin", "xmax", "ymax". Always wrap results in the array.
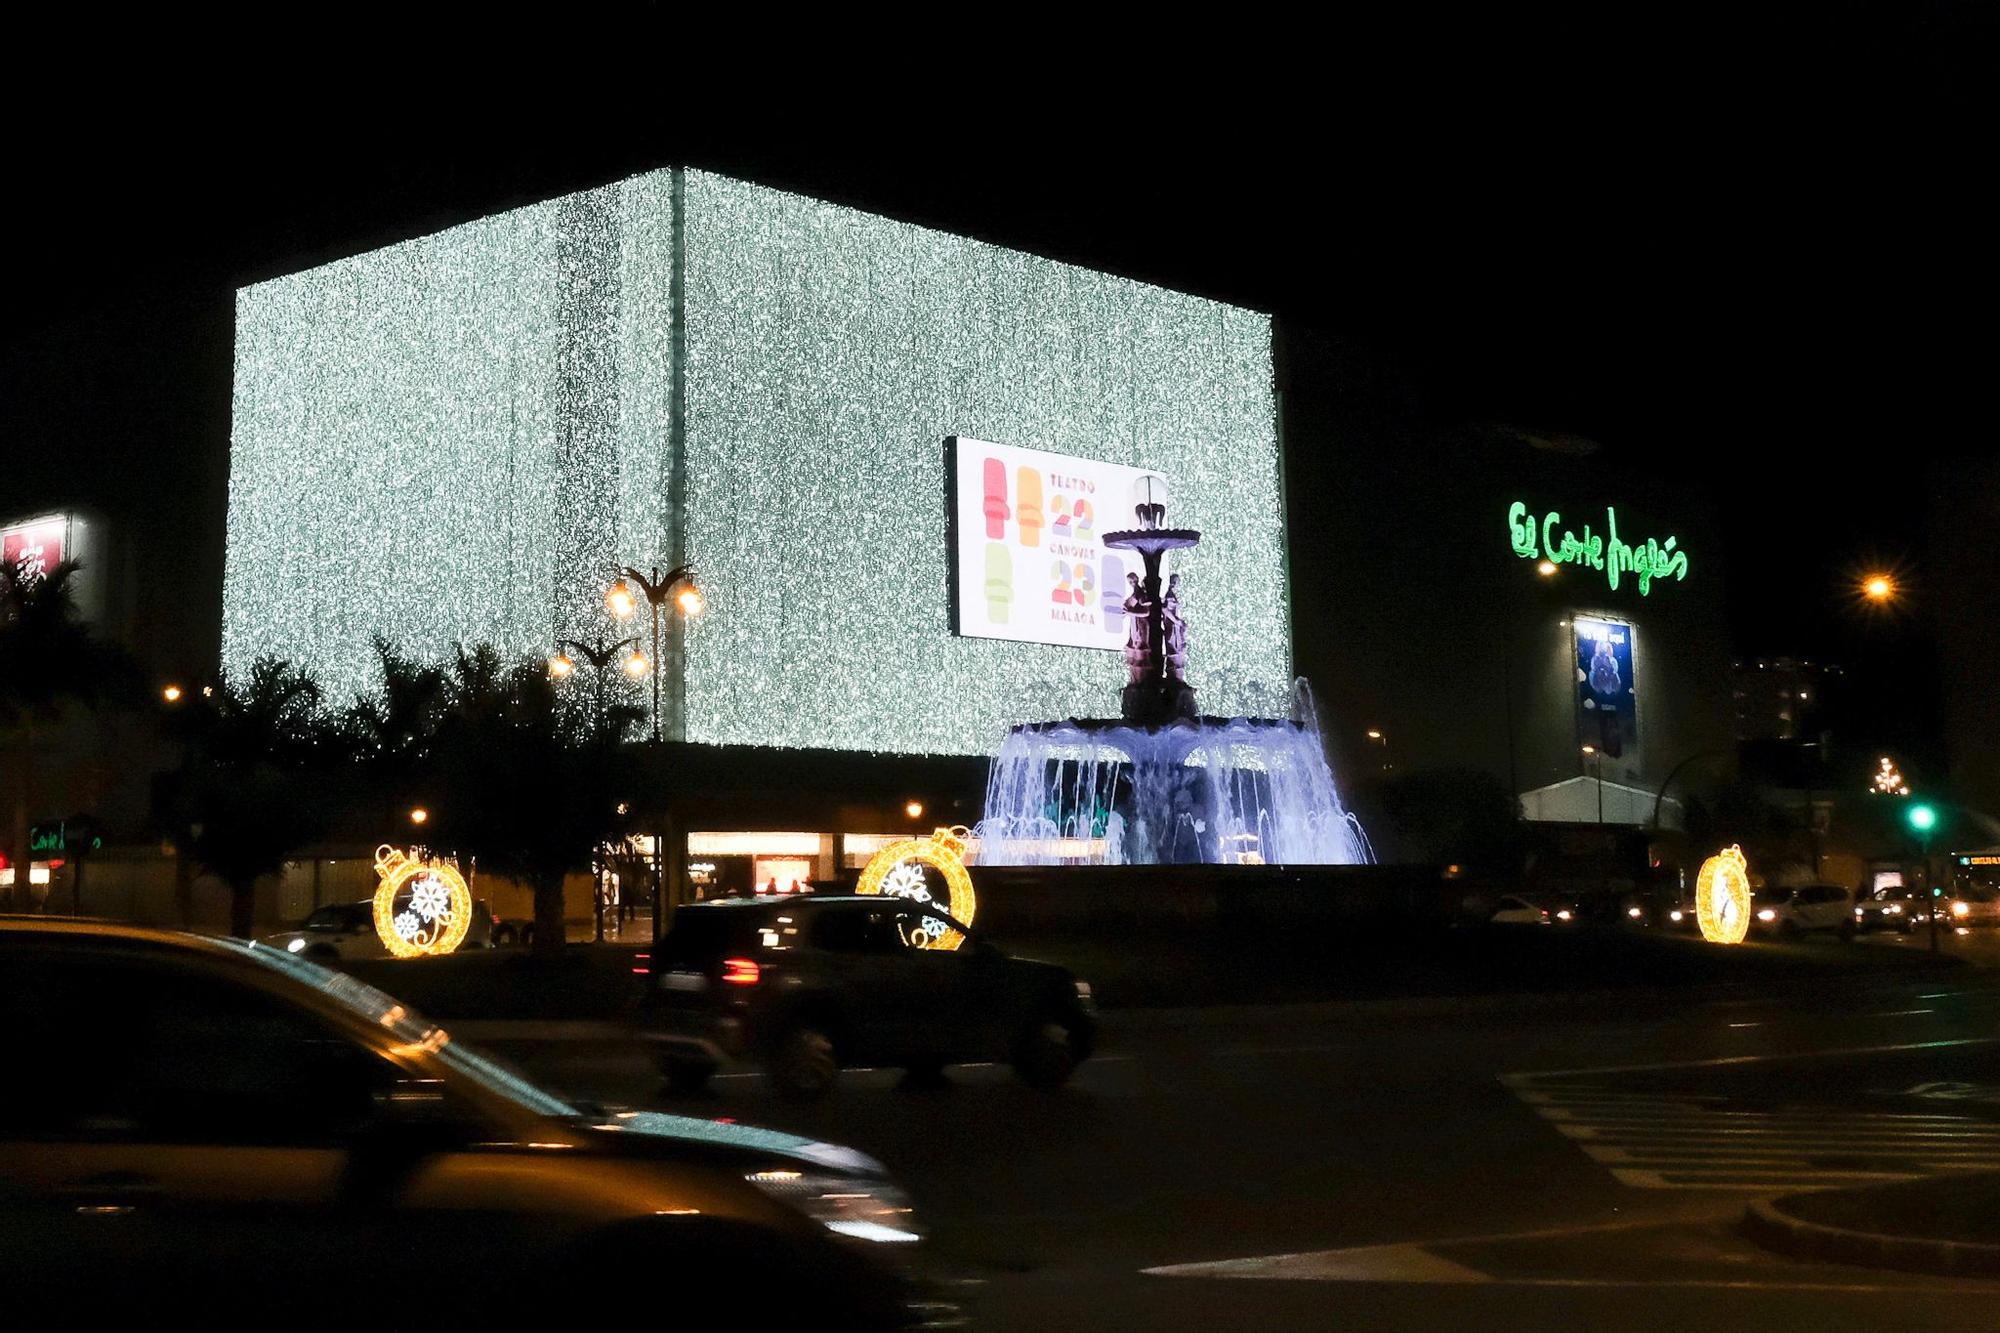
[
  {"xmin": 1536, "ymin": 559, "xmax": 1558, "ymax": 576},
  {"xmin": 1862, "ymin": 574, "xmax": 1896, "ymax": 602}
]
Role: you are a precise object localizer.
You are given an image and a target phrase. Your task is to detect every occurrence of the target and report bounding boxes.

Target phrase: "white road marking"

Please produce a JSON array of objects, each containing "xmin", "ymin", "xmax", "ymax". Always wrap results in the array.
[
  {"xmin": 1504, "ymin": 1041, "xmax": 2000, "ymax": 1191},
  {"xmin": 1142, "ymin": 1218, "xmax": 2000, "ymax": 1291},
  {"xmin": 1504, "ymin": 1035, "xmax": 2000, "ymax": 1081}
]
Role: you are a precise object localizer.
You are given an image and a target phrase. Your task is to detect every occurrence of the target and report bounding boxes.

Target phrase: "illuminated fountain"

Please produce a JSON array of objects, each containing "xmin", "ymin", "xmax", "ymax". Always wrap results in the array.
[{"xmin": 976, "ymin": 478, "xmax": 1369, "ymax": 866}]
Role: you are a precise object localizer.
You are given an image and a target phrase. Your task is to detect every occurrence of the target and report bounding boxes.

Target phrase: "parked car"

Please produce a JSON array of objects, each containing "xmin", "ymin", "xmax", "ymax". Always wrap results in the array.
[
  {"xmin": 1489, "ymin": 895, "xmax": 1551, "ymax": 925},
  {"xmin": 0, "ymin": 917, "xmax": 936, "ymax": 1324},
  {"xmin": 262, "ymin": 899, "xmax": 494, "ymax": 960},
  {"xmin": 1854, "ymin": 885, "xmax": 1925, "ymax": 935},
  {"xmin": 639, "ymin": 896, "xmax": 1096, "ymax": 1097},
  {"xmin": 1752, "ymin": 883, "xmax": 1854, "ymax": 937}
]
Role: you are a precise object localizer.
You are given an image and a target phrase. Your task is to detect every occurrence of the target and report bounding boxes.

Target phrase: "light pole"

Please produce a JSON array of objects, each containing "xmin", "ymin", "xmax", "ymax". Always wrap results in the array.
[
  {"xmin": 550, "ymin": 634, "xmax": 640, "ymax": 942},
  {"xmin": 606, "ymin": 564, "xmax": 702, "ymax": 940},
  {"xmin": 606, "ymin": 565, "xmax": 701, "ymax": 743},
  {"xmin": 1582, "ymin": 744, "xmax": 1604, "ymax": 825},
  {"xmin": 1366, "ymin": 729, "xmax": 1390, "ymax": 773},
  {"xmin": 1909, "ymin": 802, "xmax": 1941, "ymax": 953}
]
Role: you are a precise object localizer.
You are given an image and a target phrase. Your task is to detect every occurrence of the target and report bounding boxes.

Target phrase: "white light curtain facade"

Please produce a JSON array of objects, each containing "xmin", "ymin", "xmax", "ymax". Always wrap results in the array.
[{"xmin": 225, "ymin": 169, "xmax": 1290, "ymax": 756}]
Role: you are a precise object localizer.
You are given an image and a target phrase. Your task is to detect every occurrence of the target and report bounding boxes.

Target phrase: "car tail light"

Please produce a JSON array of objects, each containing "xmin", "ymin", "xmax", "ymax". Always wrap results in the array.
[
  {"xmin": 721, "ymin": 957, "xmax": 762, "ymax": 985},
  {"xmin": 632, "ymin": 952, "xmax": 651, "ymax": 977}
]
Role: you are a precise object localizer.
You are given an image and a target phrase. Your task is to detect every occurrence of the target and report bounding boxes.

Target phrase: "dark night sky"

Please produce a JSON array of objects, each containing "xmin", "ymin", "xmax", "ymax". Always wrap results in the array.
[{"xmin": 4, "ymin": 12, "xmax": 1991, "ymax": 729}]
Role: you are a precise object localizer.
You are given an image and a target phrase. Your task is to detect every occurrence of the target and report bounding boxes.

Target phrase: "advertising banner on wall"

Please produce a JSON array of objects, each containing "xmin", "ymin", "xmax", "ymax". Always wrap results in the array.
[
  {"xmin": 1, "ymin": 515, "xmax": 66, "ymax": 584},
  {"xmin": 949, "ymin": 438, "xmax": 1164, "ymax": 650},
  {"xmin": 1574, "ymin": 616, "xmax": 1637, "ymax": 759}
]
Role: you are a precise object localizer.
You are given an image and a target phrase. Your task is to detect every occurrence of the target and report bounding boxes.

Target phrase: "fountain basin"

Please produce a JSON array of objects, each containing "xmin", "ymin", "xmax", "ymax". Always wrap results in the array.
[{"xmin": 976, "ymin": 709, "xmax": 1370, "ymax": 867}]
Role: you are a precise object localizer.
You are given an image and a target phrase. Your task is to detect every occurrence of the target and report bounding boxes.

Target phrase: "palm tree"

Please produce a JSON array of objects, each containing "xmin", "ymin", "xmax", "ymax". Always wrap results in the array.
[
  {"xmin": 338, "ymin": 637, "xmax": 448, "ymax": 821},
  {"xmin": 164, "ymin": 657, "xmax": 339, "ymax": 937},
  {"xmin": 425, "ymin": 647, "xmax": 614, "ymax": 954},
  {"xmin": 0, "ymin": 557, "xmax": 130, "ymax": 908}
]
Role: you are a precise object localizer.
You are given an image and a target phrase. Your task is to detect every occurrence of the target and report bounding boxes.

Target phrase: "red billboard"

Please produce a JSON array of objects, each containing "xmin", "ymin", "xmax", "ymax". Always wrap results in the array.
[{"xmin": 1, "ymin": 516, "xmax": 66, "ymax": 583}]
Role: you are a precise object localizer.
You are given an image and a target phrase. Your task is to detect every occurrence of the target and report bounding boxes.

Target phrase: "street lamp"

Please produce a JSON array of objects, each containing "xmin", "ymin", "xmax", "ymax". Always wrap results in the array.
[
  {"xmin": 905, "ymin": 800, "xmax": 925, "ymax": 821},
  {"xmin": 605, "ymin": 564, "xmax": 700, "ymax": 744},
  {"xmin": 1862, "ymin": 574, "xmax": 1896, "ymax": 603},
  {"xmin": 408, "ymin": 807, "xmax": 429, "ymax": 827},
  {"xmin": 606, "ymin": 562, "xmax": 701, "ymax": 941},
  {"xmin": 1365, "ymin": 728, "xmax": 1390, "ymax": 772},
  {"xmin": 162, "ymin": 684, "xmax": 184, "ymax": 704},
  {"xmin": 549, "ymin": 636, "xmax": 643, "ymax": 736}
]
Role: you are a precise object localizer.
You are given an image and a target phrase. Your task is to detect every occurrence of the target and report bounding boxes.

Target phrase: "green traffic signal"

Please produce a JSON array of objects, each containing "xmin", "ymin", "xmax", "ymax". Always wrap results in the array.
[{"xmin": 1908, "ymin": 803, "xmax": 1939, "ymax": 833}]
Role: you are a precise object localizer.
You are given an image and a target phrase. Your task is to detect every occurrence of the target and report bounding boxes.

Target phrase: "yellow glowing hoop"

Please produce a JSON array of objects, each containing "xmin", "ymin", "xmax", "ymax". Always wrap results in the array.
[
  {"xmin": 373, "ymin": 844, "xmax": 474, "ymax": 958},
  {"xmin": 1694, "ymin": 845, "xmax": 1752, "ymax": 945},
  {"xmin": 857, "ymin": 826, "xmax": 976, "ymax": 951}
]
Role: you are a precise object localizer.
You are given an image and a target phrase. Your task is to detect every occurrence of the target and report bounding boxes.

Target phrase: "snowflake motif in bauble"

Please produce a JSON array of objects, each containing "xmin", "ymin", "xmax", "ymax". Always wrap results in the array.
[
  {"xmin": 410, "ymin": 876, "xmax": 451, "ymax": 923},
  {"xmin": 880, "ymin": 863, "xmax": 932, "ymax": 903},
  {"xmin": 393, "ymin": 911, "xmax": 422, "ymax": 940}
]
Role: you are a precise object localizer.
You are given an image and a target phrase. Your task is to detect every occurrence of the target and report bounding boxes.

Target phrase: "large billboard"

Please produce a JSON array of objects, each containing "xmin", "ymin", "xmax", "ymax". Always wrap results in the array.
[
  {"xmin": 1, "ymin": 515, "xmax": 66, "ymax": 582},
  {"xmin": 949, "ymin": 438, "xmax": 1161, "ymax": 650},
  {"xmin": 1574, "ymin": 616, "xmax": 1637, "ymax": 759}
]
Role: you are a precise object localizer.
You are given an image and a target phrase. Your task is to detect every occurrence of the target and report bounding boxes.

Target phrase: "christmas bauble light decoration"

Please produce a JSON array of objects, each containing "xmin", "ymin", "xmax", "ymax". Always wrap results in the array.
[
  {"xmin": 857, "ymin": 826, "xmax": 977, "ymax": 951},
  {"xmin": 1694, "ymin": 845, "xmax": 1752, "ymax": 945},
  {"xmin": 373, "ymin": 845, "xmax": 474, "ymax": 957}
]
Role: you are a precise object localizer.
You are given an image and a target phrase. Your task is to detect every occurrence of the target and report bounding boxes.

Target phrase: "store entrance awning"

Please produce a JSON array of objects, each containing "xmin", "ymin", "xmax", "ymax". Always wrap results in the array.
[{"xmin": 1519, "ymin": 776, "xmax": 1682, "ymax": 829}]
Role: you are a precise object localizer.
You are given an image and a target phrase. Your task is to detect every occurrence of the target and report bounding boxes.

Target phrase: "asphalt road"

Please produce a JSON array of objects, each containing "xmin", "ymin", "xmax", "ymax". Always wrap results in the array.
[{"xmin": 467, "ymin": 961, "xmax": 2000, "ymax": 1330}]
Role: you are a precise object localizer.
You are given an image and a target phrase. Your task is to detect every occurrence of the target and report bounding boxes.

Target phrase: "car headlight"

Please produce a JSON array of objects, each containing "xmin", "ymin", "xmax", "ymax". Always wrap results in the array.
[
  {"xmin": 1885, "ymin": 904, "xmax": 1902, "ymax": 915},
  {"xmin": 1669, "ymin": 910, "xmax": 1684, "ymax": 922},
  {"xmin": 1952, "ymin": 901, "xmax": 1971, "ymax": 918},
  {"xmin": 286, "ymin": 937, "xmax": 307, "ymax": 953},
  {"xmin": 1627, "ymin": 907, "xmax": 1643, "ymax": 919},
  {"xmin": 1757, "ymin": 909, "xmax": 1776, "ymax": 922},
  {"xmin": 1555, "ymin": 909, "xmax": 1573, "ymax": 921},
  {"xmin": 745, "ymin": 1168, "xmax": 923, "ymax": 1244}
]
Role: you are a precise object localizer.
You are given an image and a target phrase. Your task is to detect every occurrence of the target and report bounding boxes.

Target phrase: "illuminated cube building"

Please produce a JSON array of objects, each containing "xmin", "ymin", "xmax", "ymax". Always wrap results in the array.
[{"xmin": 223, "ymin": 170, "xmax": 1291, "ymax": 760}]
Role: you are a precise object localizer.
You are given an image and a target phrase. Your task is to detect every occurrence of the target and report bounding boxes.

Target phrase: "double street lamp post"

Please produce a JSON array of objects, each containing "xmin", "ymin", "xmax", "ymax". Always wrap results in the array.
[
  {"xmin": 606, "ymin": 564, "xmax": 701, "ymax": 939},
  {"xmin": 549, "ymin": 635, "xmax": 640, "ymax": 942}
]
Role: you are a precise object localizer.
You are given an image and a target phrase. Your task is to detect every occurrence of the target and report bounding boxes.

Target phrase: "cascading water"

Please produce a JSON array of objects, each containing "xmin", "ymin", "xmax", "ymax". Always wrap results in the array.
[
  {"xmin": 972, "ymin": 472, "xmax": 1369, "ymax": 867},
  {"xmin": 975, "ymin": 680, "xmax": 1371, "ymax": 866}
]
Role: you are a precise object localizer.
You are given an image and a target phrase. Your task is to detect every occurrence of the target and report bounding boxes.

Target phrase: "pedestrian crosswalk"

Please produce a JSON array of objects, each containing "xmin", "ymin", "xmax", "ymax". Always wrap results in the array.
[{"xmin": 1502, "ymin": 1073, "xmax": 2000, "ymax": 1191}]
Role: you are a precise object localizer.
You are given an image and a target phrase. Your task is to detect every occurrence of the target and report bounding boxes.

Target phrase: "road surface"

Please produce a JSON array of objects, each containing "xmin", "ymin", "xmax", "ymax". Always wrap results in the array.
[{"xmin": 465, "ymin": 964, "xmax": 2000, "ymax": 1329}]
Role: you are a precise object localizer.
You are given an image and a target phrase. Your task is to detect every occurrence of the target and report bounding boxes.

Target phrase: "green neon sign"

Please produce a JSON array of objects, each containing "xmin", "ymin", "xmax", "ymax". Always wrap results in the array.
[{"xmin": 1507, "ymin": 502, "xmax": 1689, "ymax": 595}]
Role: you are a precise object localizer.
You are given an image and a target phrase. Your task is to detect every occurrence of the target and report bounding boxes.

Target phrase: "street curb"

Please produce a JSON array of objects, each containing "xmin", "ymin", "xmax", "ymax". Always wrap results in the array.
[{"xmin": 1743, "ymin": 1197, "xmax": 2000, "ymax": 1277}]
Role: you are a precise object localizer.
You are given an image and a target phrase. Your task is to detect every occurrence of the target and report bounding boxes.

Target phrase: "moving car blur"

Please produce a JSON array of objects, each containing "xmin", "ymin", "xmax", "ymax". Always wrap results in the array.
[
  {"xmin": 0, "ymin": 918, "xmax": 942, "ymax": 1325},
  {"xmin": 639, "ymin": 896, "xmax": 1096, "ymax": 1098}
]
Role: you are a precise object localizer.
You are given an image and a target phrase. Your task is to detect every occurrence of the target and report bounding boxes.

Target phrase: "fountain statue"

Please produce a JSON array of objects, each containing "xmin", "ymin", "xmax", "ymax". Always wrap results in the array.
[{"xmin": 977, "ymin": 475, "xmax": 1369, "ymax": 867}]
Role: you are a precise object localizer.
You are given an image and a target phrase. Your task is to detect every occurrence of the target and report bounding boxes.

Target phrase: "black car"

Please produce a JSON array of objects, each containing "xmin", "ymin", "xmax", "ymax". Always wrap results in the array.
[
  {"xmin": 0, "ymin": 917, "xmax": 939, "ymax": 1325},
  {"xmin": 640, "ymin": 896, "xmax": 1096, "ymax": 1098}
]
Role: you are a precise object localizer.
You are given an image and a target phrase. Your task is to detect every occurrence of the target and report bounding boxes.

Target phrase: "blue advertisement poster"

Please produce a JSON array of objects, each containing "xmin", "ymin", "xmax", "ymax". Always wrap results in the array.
[{"xmin": 1574, "ymin": 617, "xmax": 1636, "ymax": 760}]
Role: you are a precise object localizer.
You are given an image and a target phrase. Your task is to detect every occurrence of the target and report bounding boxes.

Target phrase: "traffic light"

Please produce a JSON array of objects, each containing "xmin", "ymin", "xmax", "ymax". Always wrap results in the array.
[{"xmin": 1908, "ymin": 803, "xmax": 1939, "ymax": 834}]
